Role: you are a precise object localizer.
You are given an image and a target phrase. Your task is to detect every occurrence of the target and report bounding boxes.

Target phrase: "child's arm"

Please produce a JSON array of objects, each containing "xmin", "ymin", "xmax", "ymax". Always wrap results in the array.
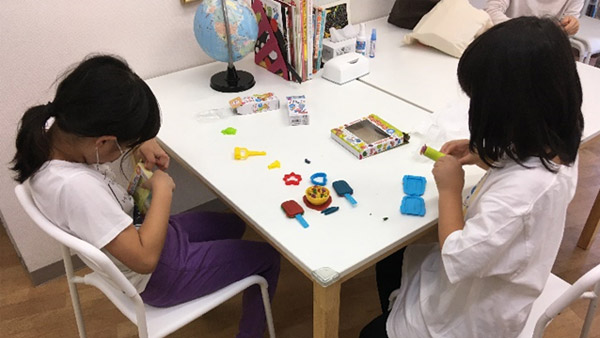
[
  {"xmin": 432, "ymin": 156, "xmax": 465, "ymax": 248},
  {"xmin": 484, "ymin": 0, "xmax": 511, "ymax": 25},
  {"xmin": 104, "ymin": 170, "xmax": 175, "ymax": 274}
]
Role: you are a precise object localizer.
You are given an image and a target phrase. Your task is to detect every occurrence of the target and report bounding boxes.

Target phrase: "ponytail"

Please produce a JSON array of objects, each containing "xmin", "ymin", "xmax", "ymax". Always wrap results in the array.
[{"xmin": 11, "ymin": 103, "xmax": 54, "ymax": 183}]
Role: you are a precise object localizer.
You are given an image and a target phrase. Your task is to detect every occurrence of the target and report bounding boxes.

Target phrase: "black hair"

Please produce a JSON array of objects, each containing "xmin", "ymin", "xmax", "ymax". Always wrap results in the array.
[
  {"xmin": 457, "ymin": 16, "xmax": 583, "ymax": 171},
  {"xmin": 11, "ymin": 54, "xmax": 161, "ymax": 183}
]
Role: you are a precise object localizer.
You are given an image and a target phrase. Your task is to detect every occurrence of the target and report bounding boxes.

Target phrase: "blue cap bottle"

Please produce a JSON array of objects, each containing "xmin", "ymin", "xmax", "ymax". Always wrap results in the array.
[{"xmin": 369, "ymin": 28, "xmax": 376, "ymax": 58}]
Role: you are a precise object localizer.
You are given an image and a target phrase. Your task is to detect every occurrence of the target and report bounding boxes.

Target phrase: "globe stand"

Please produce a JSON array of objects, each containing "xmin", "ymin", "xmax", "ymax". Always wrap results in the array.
[
  {"xmin": 209, "ymin": 0, "xmax": 256, "ymax": 93},
  {"xmin": 210, "ymin": 65, "xmax": 255, "ymax": 92}
]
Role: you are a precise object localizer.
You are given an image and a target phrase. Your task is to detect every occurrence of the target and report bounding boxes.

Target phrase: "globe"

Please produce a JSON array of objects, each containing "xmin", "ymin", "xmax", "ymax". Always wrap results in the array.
[{"xmin": 193, "ymin": 0, "xmax": 258, "ymax": 64}]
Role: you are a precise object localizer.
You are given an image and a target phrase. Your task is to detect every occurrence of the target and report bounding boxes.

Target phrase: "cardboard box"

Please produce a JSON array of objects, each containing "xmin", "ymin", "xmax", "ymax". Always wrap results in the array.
[
  {"xmin": 286, "ymin": 95, "xmax": 310, "ymax": 126},
  {"xmin": 331, "ymin": 114, "xmax": 410, "ymax": 159},
  {"xmin": 229, "ymin": 92, "xmax": 280, "ymax": 115}
]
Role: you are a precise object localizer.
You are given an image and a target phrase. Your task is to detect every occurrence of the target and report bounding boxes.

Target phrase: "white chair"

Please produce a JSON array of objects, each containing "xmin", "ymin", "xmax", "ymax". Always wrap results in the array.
[
  {"xmin": 14, "ymin": 182, "xmax": 276, "ymax": 338},
  {"xmin": 517, "ymin": 266, "xmax": 600, "ymax": 338},
  {"xmin": 572, "ymin": 0, "xmax": 600, "ymax": 64}
]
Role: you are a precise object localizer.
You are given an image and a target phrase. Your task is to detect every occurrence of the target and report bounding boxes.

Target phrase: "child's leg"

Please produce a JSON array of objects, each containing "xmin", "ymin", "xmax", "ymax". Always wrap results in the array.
[
  {"xmin": 141, "ymin": 226, "xmax": 280, "ymax": 338},
  {"xmin": 359, "ymin": 312, "xmax": 390, "ymax": 338},
  {"xmin": 169, "ymin": 211, "xmax": 246, "ymax": 242},
  {"xmin": 376, "ymin": 248, "xmax": 405, "ymax": 313}
]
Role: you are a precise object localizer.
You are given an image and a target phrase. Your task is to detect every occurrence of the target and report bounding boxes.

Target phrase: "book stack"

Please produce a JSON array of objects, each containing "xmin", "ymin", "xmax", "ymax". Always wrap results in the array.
[{"xmin": 252, "ymin": 0, "xmax": 350, "ymax": 83}]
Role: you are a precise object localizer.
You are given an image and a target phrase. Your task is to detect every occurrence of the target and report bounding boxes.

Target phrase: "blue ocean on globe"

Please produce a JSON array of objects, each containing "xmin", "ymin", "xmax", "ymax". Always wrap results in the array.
[{"xmin": 193, "ymin": 0, "xmax": 258, "ymax": 63}]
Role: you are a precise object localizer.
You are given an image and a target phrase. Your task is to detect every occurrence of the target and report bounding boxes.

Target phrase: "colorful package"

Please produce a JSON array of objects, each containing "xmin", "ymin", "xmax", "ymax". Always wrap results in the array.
[
  {"xmin": 229, "ymin": 92, "xmax": 280, "ymax": 115},
  {"xmin": 331, "ymin": 114, "xmax": 410, "ymax": 159},
  {"xmin": 286, "ymin": 95, "xmax": 309, "ymax": 126},
  {"xmin": 126, "ymin": 161, "xmax": 153, "ymax": 215}
]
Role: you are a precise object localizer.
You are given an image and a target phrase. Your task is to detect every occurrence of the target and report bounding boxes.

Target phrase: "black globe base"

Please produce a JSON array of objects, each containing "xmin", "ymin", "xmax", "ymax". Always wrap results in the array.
[{"xmin": 210, "ymin": 66, "xmax": 255, "ymax": 93}]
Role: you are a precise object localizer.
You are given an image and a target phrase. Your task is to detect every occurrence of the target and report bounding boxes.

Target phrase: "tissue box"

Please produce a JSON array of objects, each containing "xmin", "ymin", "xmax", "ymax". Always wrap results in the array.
[
  {"xmin": 322, "ymin": 37, "xmax": 356, "ymax": 62},
  {"xmin": 331, "ymin": 114, "xmax": 410, "ymax": 159},
  {"xmin": 286, "ymin": 95, "xmax": 309, "ymax": 126},
  {"xmin": 229, "ymin": 92, "xmax": 280, "ymax": 115}
]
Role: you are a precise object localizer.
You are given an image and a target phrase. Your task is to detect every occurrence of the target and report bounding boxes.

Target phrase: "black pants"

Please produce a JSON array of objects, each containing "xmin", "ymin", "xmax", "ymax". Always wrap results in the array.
[
  {"xmin": 360, "ymin": 247, "xmax": 406, "ymax": 338},
  {"xmin": 359, "ymin": 312, "xmax": 390, "ymax": 338}
]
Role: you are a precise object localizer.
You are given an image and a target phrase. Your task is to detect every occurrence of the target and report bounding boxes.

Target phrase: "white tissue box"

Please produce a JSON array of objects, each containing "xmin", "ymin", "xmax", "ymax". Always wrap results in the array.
[{"xmin": 322, "ymin": 38, "xmax": 356, "ymax": 62}]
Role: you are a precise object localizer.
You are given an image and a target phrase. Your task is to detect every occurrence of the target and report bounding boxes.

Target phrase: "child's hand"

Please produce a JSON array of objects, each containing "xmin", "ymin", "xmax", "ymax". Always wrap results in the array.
[
  {"xmin": 143, "ymin": 170, "xmax": 175, "ymax": 192},
  {"xmin": 560, "ymin": 15, "xmax": 579, "ymax": 35},
  {"xmin": 137, "ymin": 139, "xmax": 170, "ymax": 170},
  {"xmin": 440, "ymin": 139, "xmax": 489, "ymax": 169},
  {"xmin": 432, "ymin": 155, "xmax": 464, "ymax": 194}
]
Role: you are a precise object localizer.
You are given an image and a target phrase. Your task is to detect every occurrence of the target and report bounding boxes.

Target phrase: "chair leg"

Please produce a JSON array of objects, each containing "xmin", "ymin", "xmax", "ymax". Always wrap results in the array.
[
  {"xmin": 579, "ymin": 283, "xmax": 600, "ymax": 338},
  {"xmin": 132, "ymin": 294, "xmax": 149, "ymax": 338},
  {"xmin": 61, "ymin": 246, "xmax": 87, "ymax": 338},
  {"xmin": 260, "ymin": 282, "xmax": 276, "ymax": 338}
]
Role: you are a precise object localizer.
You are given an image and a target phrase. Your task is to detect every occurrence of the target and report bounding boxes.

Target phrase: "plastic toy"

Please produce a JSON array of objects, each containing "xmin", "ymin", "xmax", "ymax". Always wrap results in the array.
[
  {"xmin": 234, "ymin": 147, "xmax": 266, "ymax": 160},
  {"xmin": 267, "ymin": 160, "xmax": 281, "ymax": 169},
  {"xmin": 403, "ymin": 175, "xmax": 427, "ymax": 196},
  {"xmin": 310, "ymin": 172, "xmax": 327, "ymax": 186},
  {"xmin": 303, "ymin": 185, "xmax": 332, "ymax": 210},
  {"xmin": 400, "ymin": 174, "xmax": 427, "ymax": 216},
  {"xmin": 332, "ymin": 180, "xmax": 357, "ymax": 206},
  {"xmin": 221, "ymin": 127, "xmax": 237, "ymax": 135},
  {"xmin": 400, "ymin": 196, "xmax": 426, "ymax": 216},
  {"xmin": 420, "ymin": 144, "xmax": 445, "ymax": 161},
  {"xmin": 321, "ymin": 206, "xmax": 340, "ymax": 215},
  {"xmin": 281, "ymin": 200, "xmax": 309, "ymax": 228},
  {"xmin": 283, "ymin": 172, "xmax": 302, "ymax": 185}
]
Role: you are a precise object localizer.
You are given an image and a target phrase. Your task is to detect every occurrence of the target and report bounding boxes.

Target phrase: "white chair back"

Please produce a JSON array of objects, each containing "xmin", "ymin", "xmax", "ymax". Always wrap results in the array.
[
  {"xmin": 14, "ymin": 182, "xmax": 139, "ymax": 297},
  {"xmin": 532, "ymin": 265, "xmax": 600, "ymax": 338},
  {"xmin": 15, "ymin": 182, "xmax": 276, "ymax": 338}
]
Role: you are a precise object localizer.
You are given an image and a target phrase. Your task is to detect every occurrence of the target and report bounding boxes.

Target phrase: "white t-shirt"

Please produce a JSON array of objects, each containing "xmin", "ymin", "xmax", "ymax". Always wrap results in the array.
[
  {"xmin": 30, "ymin": 160, "xmax": 151, "ymax": 293},
  {"xmin": 485, "ymin": 0, "xmax": 584, "ymax": 24},
  {"xmin": 387, "ymin": 157, "xmax": 578, "ymax": 338}
]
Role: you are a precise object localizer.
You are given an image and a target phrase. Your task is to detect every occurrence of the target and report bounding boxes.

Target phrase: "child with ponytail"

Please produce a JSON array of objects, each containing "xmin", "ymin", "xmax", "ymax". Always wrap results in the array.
[{"xmin": 12, "ymin": 55, "xmax": 280, "ymax": 338}]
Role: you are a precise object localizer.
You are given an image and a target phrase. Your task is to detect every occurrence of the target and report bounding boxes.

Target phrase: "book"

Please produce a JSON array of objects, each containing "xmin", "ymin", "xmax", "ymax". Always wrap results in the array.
[
  {"xmin": 317, "ymin": 0, "xmax": 350, "ymax": 38},
  {"xmin": 126, "ymin": 160, "xmax": 153, "ymax": 215}
]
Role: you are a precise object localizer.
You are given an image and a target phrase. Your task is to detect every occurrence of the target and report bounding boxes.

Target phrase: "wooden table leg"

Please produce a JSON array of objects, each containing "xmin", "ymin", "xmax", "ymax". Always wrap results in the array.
[
  {"xmin": 577, "ymin": 188, "xmax": 600, "ymax": 250},
  {"xmin": 313, "ymin": 281, "xmax": 341, "ymax": 338}
]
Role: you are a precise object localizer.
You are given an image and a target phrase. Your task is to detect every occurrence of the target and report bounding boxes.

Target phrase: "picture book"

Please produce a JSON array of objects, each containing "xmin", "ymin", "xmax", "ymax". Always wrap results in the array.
[{"xmin": 319, "ymin": 0, "xmax": 350, "ymax": 38}]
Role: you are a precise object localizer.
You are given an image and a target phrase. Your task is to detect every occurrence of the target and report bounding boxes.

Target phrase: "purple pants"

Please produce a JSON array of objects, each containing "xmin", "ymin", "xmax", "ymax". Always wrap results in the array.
[{"xmin": 140, "ymin": 211, "xmax": 280, "ymax": 338}]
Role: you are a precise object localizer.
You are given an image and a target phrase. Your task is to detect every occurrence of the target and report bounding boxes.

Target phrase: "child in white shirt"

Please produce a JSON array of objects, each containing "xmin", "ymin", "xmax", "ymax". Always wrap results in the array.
[{"xmin": 361, "ymin": 16, "xmax": 584, "ymax": 338}]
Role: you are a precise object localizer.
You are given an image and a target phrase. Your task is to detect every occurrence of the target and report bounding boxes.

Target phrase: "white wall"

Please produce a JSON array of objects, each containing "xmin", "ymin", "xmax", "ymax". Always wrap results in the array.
[{"xmin": 0, "ymin": 0, "xmax": 396, "ymax": 276}]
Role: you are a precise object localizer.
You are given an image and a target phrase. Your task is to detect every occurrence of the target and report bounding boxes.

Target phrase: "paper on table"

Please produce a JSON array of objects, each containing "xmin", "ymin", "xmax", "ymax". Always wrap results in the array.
[{"xmin": 412, "ymin": 97, "xmax": 470, "ymax": 149}]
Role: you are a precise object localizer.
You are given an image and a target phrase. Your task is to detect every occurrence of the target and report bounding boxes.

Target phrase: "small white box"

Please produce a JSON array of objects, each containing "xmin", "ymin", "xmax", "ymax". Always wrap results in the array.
[
  {"xmin": 286, "ymin": 95, "xmax": 309, "ymax": 126},
  {"xmin": 229, "ymin": 93, "xmax": 279, "ymax": 115},
  {"xmin": 322, "ymin": 37, "xmax": 356, "ymax": 62}
]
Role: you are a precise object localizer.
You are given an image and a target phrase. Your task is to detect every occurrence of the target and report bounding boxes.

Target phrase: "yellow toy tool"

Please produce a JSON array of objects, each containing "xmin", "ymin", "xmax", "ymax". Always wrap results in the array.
[{"xmin": 234, "ymin": 147, "xmax": 266, "ymax": 160}]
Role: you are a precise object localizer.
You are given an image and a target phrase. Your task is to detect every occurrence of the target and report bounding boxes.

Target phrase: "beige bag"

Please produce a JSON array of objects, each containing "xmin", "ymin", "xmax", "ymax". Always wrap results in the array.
[{"xmin": 404, "ymin": 0, "xmax": 492, "ymax": 58}]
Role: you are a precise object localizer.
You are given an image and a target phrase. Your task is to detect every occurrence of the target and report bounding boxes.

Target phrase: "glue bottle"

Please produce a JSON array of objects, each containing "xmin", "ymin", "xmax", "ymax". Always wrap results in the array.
[
  {"xmin": 369, "ymin": 28, "xmax": 376, "ymax": 58},
  {"xmin": 355, "ymin": 23, "xmax": 367, "ymax": 56}
]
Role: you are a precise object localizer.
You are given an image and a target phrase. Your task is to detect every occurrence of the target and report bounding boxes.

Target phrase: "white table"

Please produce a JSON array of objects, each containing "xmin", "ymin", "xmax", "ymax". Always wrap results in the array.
[
  {"xmin": 359, "ymin": 17, "xmax": 600, "ymax": 141},
  {"xmin": 147, "ymin": 57, "xmax": 484, "ymax": 338}
]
